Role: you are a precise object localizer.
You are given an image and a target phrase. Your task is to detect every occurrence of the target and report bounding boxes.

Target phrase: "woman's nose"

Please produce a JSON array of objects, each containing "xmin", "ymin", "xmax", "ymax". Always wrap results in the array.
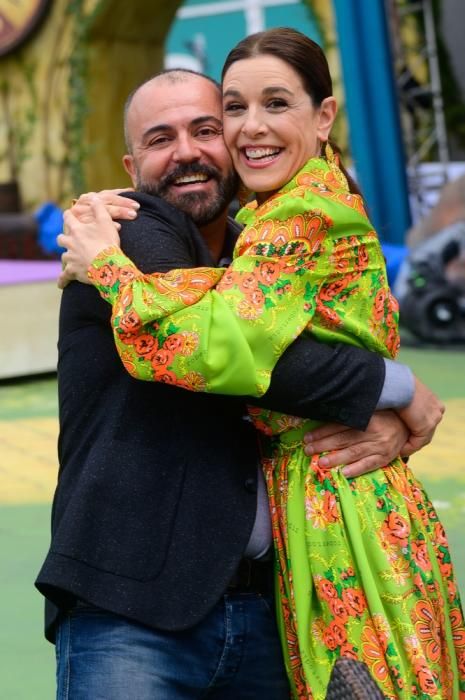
[{"xmin": 241, "ymin": 109, "xmax": 267, "ymax": 138}]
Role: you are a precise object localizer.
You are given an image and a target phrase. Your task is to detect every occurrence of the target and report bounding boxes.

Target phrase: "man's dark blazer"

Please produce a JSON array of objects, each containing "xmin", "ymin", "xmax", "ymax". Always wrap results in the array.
[{"xmin": 35, "ymin": 193, "xmax": 385, "ymax": 642}]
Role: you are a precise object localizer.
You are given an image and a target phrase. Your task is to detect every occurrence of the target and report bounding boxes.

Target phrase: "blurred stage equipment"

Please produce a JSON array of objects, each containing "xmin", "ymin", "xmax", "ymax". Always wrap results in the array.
[{"xmin": 395, "ymin": 221, "xmax": 465, "ymax": 342}]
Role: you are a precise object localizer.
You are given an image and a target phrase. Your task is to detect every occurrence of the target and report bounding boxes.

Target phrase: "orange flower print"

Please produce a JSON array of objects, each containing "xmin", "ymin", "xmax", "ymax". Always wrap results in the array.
[
  {"xmin": 382, "ymin": 511, "xmax": 410, "ymax": 549},
  {"xmin": 249, "ymin": 289, "xmax": 265, "ymax": 307},
  {"xmin": 334, "ymin": 256, "xmax": 350, "ymax": 274},
  {"xmin": 339, "ymin": 642, "xmax": 358, "ymax": 660},
  {"xmin": 318, "ymin": 277, "xmax": 350, "ymax": 301},
  {"xmin": 120, "ymin": 350, "xmax": 136, "ymax": 376},
  {"xmin": 342, "ymin": 587, "xmax": 367, "ymax": 617},
  {"xmin": 152, "ymin": 366, "xmax": 178, "ymax": 385},
  {"xmin": 118, "ymin": 265, "xmax": 138, "ymax": 284},
  {"xmin": 182, "ymin": 371, "xmax": 206, "ymax": 392},
  {"xmin": 457, "ymin": 650, "xmax": 465, "ymax": 676},
  {"xmin": 217, "ymin": 269, "xmax": 237, "ymax": 290},
  {"xmin": 378, "ymin": 531, "xmax": 398, "ymax": 562},
  {"xmin": 164, "ymin": 333, "xmax": 185, "ymax": 353},
  {"xmin": 447, "ymin": 578, "xmax": 457, "ymax": 603},
  {"xmin": 450, "ymin": 607, "xmax": 465, "ymax": 649},
  {"xmin": 151, "ymin": 348, "xmax": 174, "ymax": 368},
  {"xmin": 323, "ymin": 491, "xmax": 339, "ymax": 524},
  {"xmin": 323, "ymin": 620, "xmax": 347, "ymax": 651},
  {"xmin": 388, "ymin": 289, "xmax": 399, "ymax": 313},
  {"xmin": 93, "ymin": 263, "xmax": 118, "ymax": 287},
  {"xmin": 411, "ymin": 539, "xmax": 432, "ymax": 572},
  {"xmin": 119, "ymin": 288, "xmax": 133, "ymax": 310},
  {"xmin": 390, "ymin": 555, "xmax": 411, "ymax": 586},
  {"xmin": 404, "ymin": 634, "xmax": 426, "ymax": 668},
  {"xmin": 291, "ymin": 214, "xmax": 306, "ymax": 237},
  {"xmin": 315, "ymin": 299, "xmax": 342, "ymax": 326},
  {"xmin": 386, "ymin": 326, "xmax": 400, "ymax": 357},
  {"xmin": 259, "ymin": 260, "xmax": 281, "ymax": 285},
  {"xmin": 411, "ymin": 600, "xmax": 441, "ymax": 663},
  {"xmin": 356, "ymin": 244, "xmax": 369, "ymax": 271},
  {"xmin": 328, "ymin": 596, "xmax": 349, "ymax": 624},
  {"xmin": 415, "ymin": 663, "xmax": 440, "ymax": 695},
  {"xmin": 315, "ymin": 577, "xmax": 338, "ymax": 602},
  {"xmin": 237, "ymin": 298, "xmax": 263, "ymax": 320},
  {"xmin": 361, "ymin": 625, "xmax": 390, "ymax": 683},
  {"xmin": 371, "ymin": 614, "xmax": 390, "ymax": 646},
  {"xmin": 373, "ymin": 288, "xmax": 387, "ymax": 321},
  {"xmin": 239, "ymin": 273, "xmax": 258, "ymax": 293},
  {"xmin": 433, "ymin": 521, "xmax": 448, "ymax": 548},
  {"xmin": 119, "ymin": 310, "xmax": 141, "ymax": 334},
  {"xmin": 306, "ymin": 496, "xmax": 330, "ymax": 529},
  {"xmin": 133, "ymin": 333, "xmax": 158, "ymax": 357},
  {"xmin": 178, "ymin": 331, "xmax": 199, "ymax": 356}
]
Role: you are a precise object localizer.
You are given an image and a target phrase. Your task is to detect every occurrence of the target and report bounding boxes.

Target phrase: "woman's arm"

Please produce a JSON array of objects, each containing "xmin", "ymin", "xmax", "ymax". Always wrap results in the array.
[{"xmin": 60, "ymin": 194, "xmax": 392, "ymax": 397}]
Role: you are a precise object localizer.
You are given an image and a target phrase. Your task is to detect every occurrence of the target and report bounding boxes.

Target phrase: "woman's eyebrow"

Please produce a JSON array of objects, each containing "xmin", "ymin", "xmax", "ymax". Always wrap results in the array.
[
  {"xmin": 223, "ymin": 86, "xmax": 294, "ymax": 99},
  {"xmin": 262, "ymin": 86, "xmax": 293, "ymax": 96}
]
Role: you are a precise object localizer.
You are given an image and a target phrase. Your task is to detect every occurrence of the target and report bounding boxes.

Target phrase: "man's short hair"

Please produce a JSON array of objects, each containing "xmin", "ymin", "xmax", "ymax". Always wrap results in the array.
[{"xmin": 123, "ymin": 69, "xmax": 221, "ymax": 153}]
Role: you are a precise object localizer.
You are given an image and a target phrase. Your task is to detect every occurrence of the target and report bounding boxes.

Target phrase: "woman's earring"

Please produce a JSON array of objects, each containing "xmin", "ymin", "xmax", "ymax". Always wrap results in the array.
[
  {"xmin": 325, "ymin": 141, "xmax": 337, "ymax": 165},
  {"xmin": 324, "ymin": 141, "xmax": 349, "ymax": 190}
]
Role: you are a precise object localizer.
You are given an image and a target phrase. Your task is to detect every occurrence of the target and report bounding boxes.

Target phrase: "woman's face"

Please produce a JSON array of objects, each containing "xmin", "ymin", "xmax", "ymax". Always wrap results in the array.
[{"xmin": 222, "ymin": 54, "xmax": 336, "ymax": 202}]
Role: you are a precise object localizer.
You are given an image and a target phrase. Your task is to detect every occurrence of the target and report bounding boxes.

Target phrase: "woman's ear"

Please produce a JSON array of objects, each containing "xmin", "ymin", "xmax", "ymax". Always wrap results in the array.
[{"xmin": 316, "ymin": 96, "xmax": 337, "ymax": 143}]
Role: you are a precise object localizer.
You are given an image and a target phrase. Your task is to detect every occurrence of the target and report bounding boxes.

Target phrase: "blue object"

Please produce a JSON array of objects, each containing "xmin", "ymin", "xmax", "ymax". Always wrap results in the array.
[
  {"xmin": 381, "ymin": 242, "xmax": 409, "ymax": 287},
  {"xmin": 55, "ymin": 596, "xmax": 289, "ymax": 697},
  {"xmin": 333, "ymin": 0, "xmax": 411, "ymax": 244},
  {"xmin": 34, "ymin": 202, "xmax": 64, "ymax": 255}
]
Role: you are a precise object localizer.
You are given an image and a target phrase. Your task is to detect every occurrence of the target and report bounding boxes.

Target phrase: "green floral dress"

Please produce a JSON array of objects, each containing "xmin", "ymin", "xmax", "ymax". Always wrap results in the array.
[{"xmin": 88, "ymin": 156, "xmax": 465, "ymax": 699}]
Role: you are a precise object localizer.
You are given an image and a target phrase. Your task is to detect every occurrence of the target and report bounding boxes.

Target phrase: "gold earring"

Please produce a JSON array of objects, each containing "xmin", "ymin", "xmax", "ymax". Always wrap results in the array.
[
  {"xmin": 324, "ymin": 141, "xmax": 349, "ymax": 190},
  {"xmin": 325, "ymin": 141, "xmax": 337, "ymax": 165}
]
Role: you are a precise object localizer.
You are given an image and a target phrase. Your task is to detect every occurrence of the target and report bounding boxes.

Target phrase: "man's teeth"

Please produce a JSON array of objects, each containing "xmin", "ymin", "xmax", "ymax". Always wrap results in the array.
[
  {"xmin": 245, "ymin": 147, "xmax": 281, "ymax": 160},
  {"xmin": 174, "ymin": 174, "xmax": 209, "ymax": 184}
]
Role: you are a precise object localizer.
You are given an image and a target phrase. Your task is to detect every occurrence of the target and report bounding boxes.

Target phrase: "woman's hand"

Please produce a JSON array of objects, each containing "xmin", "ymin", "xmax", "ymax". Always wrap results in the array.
[
  {"xmin": 70, "ymin": 188, "xmax": 139, "ymax": 223},
  {"xmin": 57, "ymin": 197, "xmax": 122, "ymax": 289}
]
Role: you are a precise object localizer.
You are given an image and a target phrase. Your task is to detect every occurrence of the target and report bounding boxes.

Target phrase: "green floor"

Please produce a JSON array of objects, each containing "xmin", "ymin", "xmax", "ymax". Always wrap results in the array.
[{"xmin": 0, "ymin": 346, "xmax": 464, "ymax": 699}]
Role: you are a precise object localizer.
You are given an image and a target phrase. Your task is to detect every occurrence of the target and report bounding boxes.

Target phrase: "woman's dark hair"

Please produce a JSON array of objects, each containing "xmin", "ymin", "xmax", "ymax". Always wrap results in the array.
[{"xmin": 221, "ymin": 27, "xmax": 363, "ymax": 198}]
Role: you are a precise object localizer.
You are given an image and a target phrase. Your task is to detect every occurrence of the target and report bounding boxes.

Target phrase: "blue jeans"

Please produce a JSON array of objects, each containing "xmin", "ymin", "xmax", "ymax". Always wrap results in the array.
[{"xmin": 55, "ymin": 593, "xmax": 290, "ymax": 699}]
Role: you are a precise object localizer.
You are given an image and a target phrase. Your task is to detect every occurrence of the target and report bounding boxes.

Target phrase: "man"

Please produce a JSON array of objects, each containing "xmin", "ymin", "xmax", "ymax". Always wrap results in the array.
[{"xmin": 37, "ymin": 70, "xmax": 443, "ymax": 699}]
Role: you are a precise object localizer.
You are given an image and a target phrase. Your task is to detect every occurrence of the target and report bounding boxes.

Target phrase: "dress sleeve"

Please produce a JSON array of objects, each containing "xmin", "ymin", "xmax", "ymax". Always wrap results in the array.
[{"xmin": 88, "ymin": 190, "xmax": 398, "ymax": 396}]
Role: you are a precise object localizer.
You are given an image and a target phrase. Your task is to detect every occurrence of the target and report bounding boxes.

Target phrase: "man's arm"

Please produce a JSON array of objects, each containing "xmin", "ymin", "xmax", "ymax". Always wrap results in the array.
[{"xmin": 62, "ymin": 192, "xmax": 443, "ymax": 471}]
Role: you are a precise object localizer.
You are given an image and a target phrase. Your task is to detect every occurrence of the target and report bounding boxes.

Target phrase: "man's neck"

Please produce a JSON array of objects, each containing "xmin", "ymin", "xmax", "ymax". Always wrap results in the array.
[{"xmin": 199, "ymin": 211, "xmax": 229, "ymax": 263}]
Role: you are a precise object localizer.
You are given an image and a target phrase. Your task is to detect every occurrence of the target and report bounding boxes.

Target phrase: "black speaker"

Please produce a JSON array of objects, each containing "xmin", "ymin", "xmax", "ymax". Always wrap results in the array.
[{"xmin": 399, "ymin": 261, "xmax": 465, "ymax": 343}]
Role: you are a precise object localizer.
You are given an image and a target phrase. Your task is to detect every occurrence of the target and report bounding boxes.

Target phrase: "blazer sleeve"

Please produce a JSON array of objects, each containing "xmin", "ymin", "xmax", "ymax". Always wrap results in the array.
[{"xmin": 257, "ymin": 335, "xmax": 385, "ymax": 430}]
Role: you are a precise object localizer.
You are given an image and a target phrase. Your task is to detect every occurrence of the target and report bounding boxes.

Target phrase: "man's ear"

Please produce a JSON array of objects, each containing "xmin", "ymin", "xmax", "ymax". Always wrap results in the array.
[
  {"xmin": 122, "ymin": 154, "xmax": 137, "ymax": 187},
  {"xmin": 316, "ymin": 97, "xmax": 337, "ymax": 143}
]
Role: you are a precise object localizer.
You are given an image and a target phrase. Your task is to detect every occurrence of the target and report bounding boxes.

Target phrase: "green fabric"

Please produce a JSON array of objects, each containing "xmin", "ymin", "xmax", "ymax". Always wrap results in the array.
[{"xmin": 89, "ymin": 156, "xmax": 465, "ymax": 698}]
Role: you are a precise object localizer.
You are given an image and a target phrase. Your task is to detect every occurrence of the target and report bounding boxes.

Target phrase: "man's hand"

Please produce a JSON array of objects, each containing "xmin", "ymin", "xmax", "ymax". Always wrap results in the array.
[
  {"xmin": 57, "ymin": 197, "xmax": 122, "ymax": 289},
  {"xmin": 303, "ymin": 410, "xmax": 409, "ymax": 478},
  {"xmin": 71, "ymin": 188, "xmax": 139, "ymax": 223},
  {"xmin": 397, "ymin": 376, "xmax": 445, "ymax": 456}
]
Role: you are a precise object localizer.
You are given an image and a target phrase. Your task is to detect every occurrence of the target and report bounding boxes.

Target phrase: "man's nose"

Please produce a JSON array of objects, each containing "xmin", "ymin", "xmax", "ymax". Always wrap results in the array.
[{"xmin": 172, "ymin": 135, "xmax": 201, "ymax": 162}]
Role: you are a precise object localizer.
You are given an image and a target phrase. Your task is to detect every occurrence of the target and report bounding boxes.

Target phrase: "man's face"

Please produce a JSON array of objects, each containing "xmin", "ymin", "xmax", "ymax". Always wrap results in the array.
[{"xmin": 123, "ymin": 76, "xmax": 239, "ymax": 226}]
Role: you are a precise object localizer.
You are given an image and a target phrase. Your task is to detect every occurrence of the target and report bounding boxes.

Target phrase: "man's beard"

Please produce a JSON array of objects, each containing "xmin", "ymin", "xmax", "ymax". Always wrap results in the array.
[{"xmin": 135, "ymin": 162, "xmax": 239, "ymax": 226}]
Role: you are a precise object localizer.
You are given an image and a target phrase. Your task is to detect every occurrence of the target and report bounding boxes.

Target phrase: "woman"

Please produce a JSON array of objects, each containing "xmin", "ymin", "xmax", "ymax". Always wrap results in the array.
[{"xmin": 59, "ymin": 28, "xmax": 465, "ymax": 700}]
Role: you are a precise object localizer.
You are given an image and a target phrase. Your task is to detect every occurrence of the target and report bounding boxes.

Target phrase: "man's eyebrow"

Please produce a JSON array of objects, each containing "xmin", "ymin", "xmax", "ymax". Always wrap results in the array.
[
  {"xmin": 141, "ymin": 116, "xmax": 222, "ymax": 142},
  {"xmin": 141, "ymin": 124, "xmax": 172, "ymax": 142}
]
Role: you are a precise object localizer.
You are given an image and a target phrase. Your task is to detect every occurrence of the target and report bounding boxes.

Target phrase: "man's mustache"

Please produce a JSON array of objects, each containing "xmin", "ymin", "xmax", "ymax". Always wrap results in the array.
[{"xmin": 158, "ymin": 162, "xmax": 221, "ymax": 190}]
